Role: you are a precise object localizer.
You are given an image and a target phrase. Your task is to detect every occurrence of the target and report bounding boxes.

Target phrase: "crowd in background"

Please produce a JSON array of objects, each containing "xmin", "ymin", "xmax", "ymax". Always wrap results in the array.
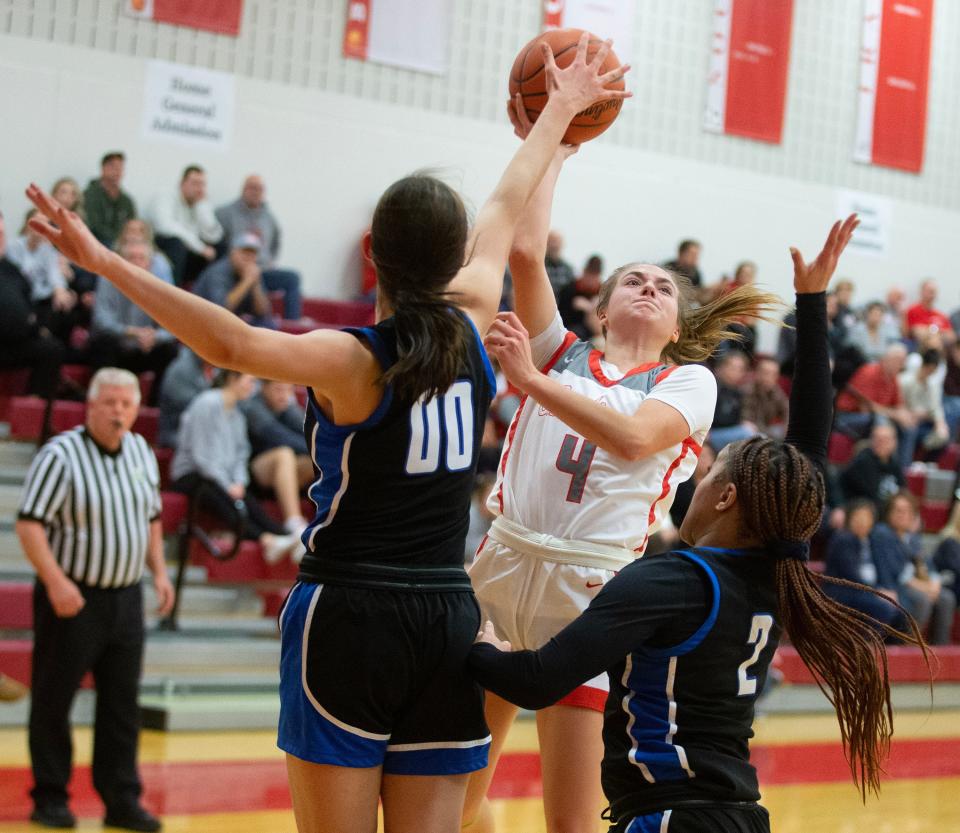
[{"xmin": 1, "ymin": 149, "xmax": 958, "ymax": 642}]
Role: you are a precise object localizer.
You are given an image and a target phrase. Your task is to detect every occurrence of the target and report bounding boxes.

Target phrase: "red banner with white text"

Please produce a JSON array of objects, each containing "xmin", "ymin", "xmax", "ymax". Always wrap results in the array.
[
  {"xmin": 704, "ymin": 0, "xmax": 794, "ymax": 144},
  {"xmin": 124, "ymin": 0, "xmax": 243, "ymax": 36},
  {"xmin": 343, "ymin": 0, "xmax": 450, "ymax": 75},
  {"xmin": 853, "ymin": 0, "xmax": 933, "ymax": 173}
]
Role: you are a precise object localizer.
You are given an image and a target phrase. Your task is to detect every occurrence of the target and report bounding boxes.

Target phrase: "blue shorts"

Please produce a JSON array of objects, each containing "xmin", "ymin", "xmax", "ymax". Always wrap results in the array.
[{"xmin": 277, "ymin": 581, "xmax": 490, "ymax": 775}]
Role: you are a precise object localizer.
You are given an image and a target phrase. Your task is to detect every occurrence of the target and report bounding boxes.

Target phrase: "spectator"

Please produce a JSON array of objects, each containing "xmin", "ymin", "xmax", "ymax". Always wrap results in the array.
[
  {"xmin": 157, "ymin": 348, "xmax": 212, "ymax": 448},
  {"xmin": 6, "ymin": 209, "xmax": 79, "ymax": 344},
  {"xmin": 823, "ymin": 499, "xmax": 902, "ymax": 631},
  {"xmin": 51, "ymin": 177, "xmax": 85, "ymax": 221},
  {"xmin": 241, "ymin": 379, "xmax": 312, "ymax": 539},
  {"xmin": 846, "ymin": 300, "xmax": 902, "ymax": 361},
  {"xmin": 0, "ymin": 211, "xmax": 65, "ymax": 398},
  {"xmin": 832, "ymin": 278, "xmax": 857, "ymax": 330},
  {"xmin": 873, "ymin": 492, "xmax": 956, "ymax": 645},
  {"xmin": 115, "ymin": 219, "xmax": 174, "ymax": 285},
  {"xmin": 88, "ymin": 239, "xmax": 179, "ymax": 402},
  {"xmin": 83, "ymin": 151, "xmax": 137, "ymax": 245},
  {"xmin": 662, "ymin": 239, "xmax": 702, "ymax": 288},
  {"xmin": 151, "ymin": 165, "xmax": 223, "ymax": 286},
  {"xmin": 708, "ymin": 262, "xmax": 758, "ymax": 357},
  {"xmin": 707, "ymin": 350, "xmax": 755, "ymax": 450},
  {"xmin": 544, "ymin": 229, "xmax": 575, "ymax": 295},
  {"xmin": 742, "ymin": 355, "xmax": 788, "ymax": 439},
  {"xmin": 193, "ymin": 234, "xmax": 275, "ymax": 329},
  {"xmin": 16, "ymin": 368, "xmax": 172, "ymax": 832},
  {"xmin": 556, "ymin": 254, "xmax": 603, "ymax": 340},
  {"xmin": 943, "ymin": 337, "xmax": 960, "ymax": 440},
  {"xmin": 837, "ymin": 422, "xmax": 905, "ymax": 509},
  {"xmin": 905, "ymin": 279, "xmax": 953, "ymax": 343},
  {"xmin": 170, "ymin": 371, "xmax": 300, "ymax": 564},
  {"xmin": 898, "ymin": 348, "xmax": 949, "ymax": 463},
  {"xmin": 932, "ymin": 501, "xmax": 960, "ymax": 597},
  {"xmin": 51, "ymin": 178, "xmax": 98, "ymax": 312},
  {"xmin": 215, "ymin": 175, "xmax": 302, "ymax": 320},
  {"xmin": 834, "ymin": 343, "xmax": 914, "ymax": 443}
]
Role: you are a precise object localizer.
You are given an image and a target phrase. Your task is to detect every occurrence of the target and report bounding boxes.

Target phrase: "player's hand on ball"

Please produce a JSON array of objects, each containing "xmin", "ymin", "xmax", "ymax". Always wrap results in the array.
[
  {"xmin": 476, "ymin": 620, "xmax": 512, "ymax": 651},
  {"xmin": 790, "ymin": 213, "xmax": 858, "ymax": 295},
  {"xmin": 484, "ymin": 312, "xmax": 538, "ymax": 392}
]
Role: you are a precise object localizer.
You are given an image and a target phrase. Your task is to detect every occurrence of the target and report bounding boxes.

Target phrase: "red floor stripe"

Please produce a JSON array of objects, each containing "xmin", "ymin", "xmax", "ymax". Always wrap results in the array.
[{"xmin": 1, "ymin": 737, "xmax": 958, "ymax": 820}]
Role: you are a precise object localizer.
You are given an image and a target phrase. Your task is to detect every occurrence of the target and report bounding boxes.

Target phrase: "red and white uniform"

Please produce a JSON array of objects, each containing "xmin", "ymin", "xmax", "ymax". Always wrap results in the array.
[{"xmin": 470, "ymin": 315, "xmax": 717, "ymax": 710}]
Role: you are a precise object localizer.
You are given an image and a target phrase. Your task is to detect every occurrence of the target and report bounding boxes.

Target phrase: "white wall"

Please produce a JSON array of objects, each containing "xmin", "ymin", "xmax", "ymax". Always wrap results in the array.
[{"xmin": 2, "ymin": 1, "xmax": 959, "ymax": 351}]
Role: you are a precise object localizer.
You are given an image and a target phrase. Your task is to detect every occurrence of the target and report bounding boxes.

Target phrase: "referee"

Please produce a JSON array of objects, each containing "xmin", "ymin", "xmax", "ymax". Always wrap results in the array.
[{"xmin": 16, "ymin": 367, "xmax": 174, "ymax": 831}]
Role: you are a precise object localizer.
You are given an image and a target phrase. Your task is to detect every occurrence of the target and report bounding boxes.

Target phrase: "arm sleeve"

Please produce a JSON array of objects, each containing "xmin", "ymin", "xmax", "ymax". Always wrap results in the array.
[
  {"xmin": 784, "ymin": 293, "xmax": 832, "ymax": 476},
  {"xmin": 646, "ymin": 364, "xmax": 718, "ymax": 436},
  {"xmin": 194, "ymin": 200, "xmax": 224, "ymax": 245},
  {"xmin": 529, "ymin": 312, "xmax": 571, "ymax": 369},
  {"xmin": 468, "ymin": 555, "xmax": 710, "ymax": 710},
  {"xmin": 18, "ymin": 446, "xmax": 71, "ymax": 523}
]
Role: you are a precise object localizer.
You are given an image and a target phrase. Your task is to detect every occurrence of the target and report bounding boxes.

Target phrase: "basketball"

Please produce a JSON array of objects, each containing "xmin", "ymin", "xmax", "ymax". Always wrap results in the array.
[{"xmin": 509, "ymin": 28, "xmax": 625, "ymax": 144}]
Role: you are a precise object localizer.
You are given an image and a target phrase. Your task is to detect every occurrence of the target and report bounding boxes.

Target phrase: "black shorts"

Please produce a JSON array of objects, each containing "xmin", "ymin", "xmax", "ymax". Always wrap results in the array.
[
  {"xmin": 610, "ymin": 803, "xmax": 770, "ymax": 833},
  {"xmin": 277, "ymin": 578, "xmax": 490, "ymax": 775}
]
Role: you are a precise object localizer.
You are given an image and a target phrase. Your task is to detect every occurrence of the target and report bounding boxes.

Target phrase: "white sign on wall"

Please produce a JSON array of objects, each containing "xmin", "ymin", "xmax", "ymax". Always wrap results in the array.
[
  {"xmin": 141, "ymin": 60, "xmax": 235, "ymax": 151},
  {"xmin": 835, "ymin": 188, "xmax": 892, "ymax": 258}
]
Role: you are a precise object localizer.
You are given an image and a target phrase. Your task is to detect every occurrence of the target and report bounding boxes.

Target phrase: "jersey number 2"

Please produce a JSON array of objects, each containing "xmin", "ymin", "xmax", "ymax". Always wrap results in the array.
[
  {"xmin": 736, "ymin": 614, "xmax": 773, "ymax": 696},
  {"xmin": 556, "ymin": 434, "xmax": 597, "ymax": 503},
  {"xmin": 405, "ymin": 381, "xmax": 474, "ymax": 475}
]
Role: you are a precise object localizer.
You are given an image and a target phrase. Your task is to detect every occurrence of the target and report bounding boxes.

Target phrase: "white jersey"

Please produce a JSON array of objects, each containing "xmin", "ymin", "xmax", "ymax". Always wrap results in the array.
[{"xmin": 488, "ymin": 315, "xmax": 717, "ymax": 554}]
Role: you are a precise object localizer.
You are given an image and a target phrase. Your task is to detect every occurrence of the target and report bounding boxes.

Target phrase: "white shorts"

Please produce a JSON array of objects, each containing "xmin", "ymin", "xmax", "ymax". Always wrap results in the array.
[{"xmin": 468, "ymin": 535, "xmax": 619, "ymax": 712}]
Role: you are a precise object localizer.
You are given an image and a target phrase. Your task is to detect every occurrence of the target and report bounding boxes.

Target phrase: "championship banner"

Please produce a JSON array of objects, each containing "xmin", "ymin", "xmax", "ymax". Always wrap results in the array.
[
  {"xmin": 124, "ymin": 0, "xmax": 243, "ymax": 36},
  {"xmin": 853, "ymin": 0, "xmax": 933, "ymax": 173},
  {"xmin": 704, "ymin": 0, "xmax": 794, "ymax": 144},
  {"xmin": 542, "ymin": 1, "xmax": 635, "ymax": 64},
  {"xmin": 343, "ymin": 0, "xmax": 451, "ymax": 75}
]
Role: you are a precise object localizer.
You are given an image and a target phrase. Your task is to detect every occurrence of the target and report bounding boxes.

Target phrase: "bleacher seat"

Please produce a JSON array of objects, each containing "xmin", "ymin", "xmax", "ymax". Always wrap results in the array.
[
  {"xmin": 827, "ymin": 432, "xmax": 855, "ymax": 465},
  {"xmin": 301, "ymin": 298, "xmax": 374, "ymax": 327},
  {"xmin": 776, "ymin": 644, "xmax": 960, "ymax": 685},
  {"xmin": 0, "ymin": 583, "xmax": 33, "ymax": 629},
  {"xmin": 8, "ymin": 397, "xmax": 160, "ymax": 443},
  {"xmin": 938, "ymin": 443, "xmax": 959, "ymax": 472},
  {"xmin": 0, "ymin": 640, "xmax": 93, "ymax": 688},
  {"xmin": 160, "ymin": 492, "xmax": 188, "ymax": 535},
  {"xmin": 0, "ymin": 369, "xmax": 30, "ymax": 422},
  {"xmin": 920, "ymin": 500, "xmax": 950, "ymax": 533}
]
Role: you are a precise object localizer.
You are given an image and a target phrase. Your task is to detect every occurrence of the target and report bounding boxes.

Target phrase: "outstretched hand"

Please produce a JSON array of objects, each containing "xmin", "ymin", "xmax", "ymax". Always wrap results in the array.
[
  {"xmin": 507, "ymin": 93, "xmax": 579, "ymax": 161},
  {"xmin": 476, "ymin": 620, "xmax": 512, "ymax": 652},
  {"xmin": 542, "ymin": 32, "xmax": 632, "ymax": 115},
  {"xmin": 25, "ymin": 184, "xmax": 112, "ymax": 275},
  {"xmin": 790, "ymin": 214, "xmax": 859, "ymax": 294}
]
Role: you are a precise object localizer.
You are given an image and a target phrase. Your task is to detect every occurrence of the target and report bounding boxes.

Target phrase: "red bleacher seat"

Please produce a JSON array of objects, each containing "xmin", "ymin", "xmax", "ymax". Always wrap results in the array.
[
  {"xmin": 0, "ymin": 369, "xmax": 30, "ymax": 421},
  {"xmin": 160, "ymin": 492, "xmax": 188, "ymax": 535},
  {"xmin": 8, "ymin": 398, "xmax": 160, "ymax": 443},
  {"xmin": 138, "ymin": 372, "xmax": 155, "ymax": 404},
  {"xmin": 0, "ymin": 640, "xmax": 92, "ymax": 688},
  {"xmin": 51, "ymin": 401, "xmax": 86, "ymax": 434},
  {"xmin": 133, "ymin": 407, "xmax": 159, "ymax": 444},
  {"xmin": 301, "ymin": 299, "xmax": 374, "ymax": 327},
  {"xmin": 907, "ymin": 469, "xmax": 926, "ymax": 497},
  {"xmin": 827, "ymin": 432, "xmax": 855, "ymax": 465},
  {"xmin": 60, "ymin": 364, "xmax": 92, "ymax": 390},
  {"xmin": 0, "ymin": 583, "xmax": 33, "ymax": 629},
  {"xmin": 155, "ymin": 446, "xmax": 174, "ymax": 489},
  {"xmin": 920, "ymin": 500, "xmax": 950, "ymax": 533},
  {"xmin": 777, "ymin": 644, "xmax": 960, "ymax": 684},
  {"xmin": 938, "ymin": 443, "xmax": 959, "ymax": 472}
]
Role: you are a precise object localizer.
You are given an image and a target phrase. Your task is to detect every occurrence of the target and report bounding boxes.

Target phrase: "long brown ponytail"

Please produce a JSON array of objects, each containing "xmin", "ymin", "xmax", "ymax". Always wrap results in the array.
[
  {"xmin": 728, "ymin": 437, "xmax": 932, "ymax": 798},
  {"xmin": 370, "ymin": 173, "xmax": 472, "ymax": 404}
]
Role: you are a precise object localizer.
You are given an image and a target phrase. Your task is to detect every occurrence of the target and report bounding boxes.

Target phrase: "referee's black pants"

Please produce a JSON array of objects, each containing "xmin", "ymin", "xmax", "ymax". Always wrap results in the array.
[{"xmin": 29, "ymin": 581, "xmax": 145, "ymax": 812}]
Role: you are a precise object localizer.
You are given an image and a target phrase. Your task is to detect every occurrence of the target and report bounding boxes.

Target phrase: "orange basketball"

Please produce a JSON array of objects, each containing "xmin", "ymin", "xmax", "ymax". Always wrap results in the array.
[{"xmin": 508, "ymin": 28, "xmax": 624, "ymax": 145}]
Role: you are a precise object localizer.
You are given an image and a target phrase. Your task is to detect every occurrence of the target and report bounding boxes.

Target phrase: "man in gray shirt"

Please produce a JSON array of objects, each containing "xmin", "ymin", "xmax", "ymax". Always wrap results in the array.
[
  {"xmin": 192, "ymin": 234, "xmax": 276, "ymax": 329},
  {"xmin": 215, "ymin": 175, "xmax": 302, "ymax": 320}
]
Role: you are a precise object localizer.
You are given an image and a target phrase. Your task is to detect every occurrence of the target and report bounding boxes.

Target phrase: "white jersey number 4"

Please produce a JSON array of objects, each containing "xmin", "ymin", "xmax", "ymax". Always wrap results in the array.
[{"xmin": 737, "ymin": 614, "xmax": 774, "ymax": 696}]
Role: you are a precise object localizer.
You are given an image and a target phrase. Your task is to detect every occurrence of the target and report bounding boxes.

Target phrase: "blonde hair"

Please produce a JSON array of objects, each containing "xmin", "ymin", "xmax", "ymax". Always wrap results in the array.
[
  {"xmin": 51, "ymin": 177, "xmax": 85, "ymax": 220},
  {"xmin": 595, "ymin": 264, "xmax": 784, "ymax": 365},
  {"xmin": 88, "ymin": 368, "xmax": 141, "ymax": 405}
]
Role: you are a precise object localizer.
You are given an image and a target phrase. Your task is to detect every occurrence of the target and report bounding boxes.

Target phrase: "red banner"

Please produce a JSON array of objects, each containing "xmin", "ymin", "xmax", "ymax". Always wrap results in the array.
[
  {"xmin": 343, "ymin": 0, "xmax": 371, "ymax": 60},
  {"xmin": 126, "ymin": 1, "xmax": 243, "ymax": 36},
  {"xmin": 854, "ymin": 0, "xmax": 933, "ymax": 173},
  {"xmin": 704, "ymin": 0, "xmax": 794, "ymax": 144}
]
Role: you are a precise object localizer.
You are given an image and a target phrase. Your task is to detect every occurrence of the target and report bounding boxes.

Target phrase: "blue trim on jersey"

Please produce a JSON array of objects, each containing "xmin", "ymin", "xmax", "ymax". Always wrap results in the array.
[
  {"xmin": 306, "ymin": 373, "xmax": 393, "ymax": 438},
  {"xmin": 694, "ymin": 545, "xmax": 764, "ymax": 558},
  {"xmin": 625, "ymin": 811, "xmax": 667, "ymax": 833},
  {"xmin": 383, "ymin": 742, "xmax": 490, "ymax": 776},
  {"xmin": 463, "ymin": 313, "xmax": 497, "ymax": 396}
]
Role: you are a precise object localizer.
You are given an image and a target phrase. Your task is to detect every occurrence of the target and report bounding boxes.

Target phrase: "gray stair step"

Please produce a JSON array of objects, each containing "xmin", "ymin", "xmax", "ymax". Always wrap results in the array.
[
  {"xmin": 0, "ymin": 439, "xmax": 36, "ymax": 469},
  {"xmin": 143, "ymin": 635, "xmax": 279, "ymax": 670},
  {"xmin": 760, "ymin": 681, "xmax": 960, "ymax": 714}
]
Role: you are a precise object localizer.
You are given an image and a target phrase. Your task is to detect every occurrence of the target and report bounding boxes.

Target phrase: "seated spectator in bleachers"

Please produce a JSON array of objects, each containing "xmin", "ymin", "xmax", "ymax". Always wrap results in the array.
[
  {"xmin": 215, "ymin": 175, "xmax": 302, "ymax": 321},
  {"xmin": 51, "ymin": 177, "xmax": 98, "ymax": 318},
  {"xmin": 6, "ymin": 209, "xmax": 80, "ymax": 345},
  {"xmin": 51, "ymin": 177, "xmax": 85, "ymax": 221},
  {"xmin": 170, "ymin": 371, "xmax": 300, "ymax": 564},
  {"xmin": 898, "ymin": 348, "xmax": 950, "ymax": 464},
  {"xmin": 157, "ymin": 348, "xmax": 211, "ymax": 448},
  {"xmin": 115, "ymin": 219, "xmax": 174, "ymax": 285},
  {"xmin": 846, "ymin": 300, "xmax": 902, "ymax": 361},
  {"xmin": 544, "ymin": 229, "xmax": 575, "ymax": 296},
  {"xmin": 0, "ymin": 210, "xmax": 65, "ymax": 398},
  {"xmin": 241, "ymin": 379, "xmax": 311, "ymax": 539},
  {"xmin": 943, "ymin": 336, "xmax": 960, "ymax": 441},
  {"xmin": 873, "ymin": 491, "xmax": 956, "ymax": 645},
  {"xmin": 83, "ymin": 151, "xmax": 137, "ymax": 245},
  {"xmin": 834, "ymin": 343, "xmax": 914, "ymax": 443},
  {"xmin": 742, "ymin": 355, "xmax": 788, "ymax": 439},
  {"xmin": 823, "ymin": 499, "xmax": 903, "ymax": 632},
  {"xmin": 706, "ymin": 262, "xmax": 759, "ymax": 357},
  {"xmin": 837, "ymin": 422, "xmax": 904, "ymax": 509},
  {"xmin": 150, "ymin": 165, "xmax": 223, "ymax": 286},
  {"xmin": 932, "ymin": 502, "xmax": 960, "ymax": 599},
  {"xmin": 661, "ymin": 239, "xmax": 702, "ymax": 288},
  {"xmin": 905, "ymin": 279, "xmax": 953, "ymax": 344},
  {"xmin": 88, "ymin": 239, "xmax": 178, "ymax": 403},
  {"xmin": 832, "ymin": 278, "xmax": 857, "ymax": 331},
  {"xmin": 193, "ymin": 234, "xmax": 275, "ymax": 329},
  {"xmin": 556, "ymin": 254, "xmax": 602, "ymax": 340},
  {"xmin": 707, "ymin": 350, "xmax": 755, "ymax": 451}
]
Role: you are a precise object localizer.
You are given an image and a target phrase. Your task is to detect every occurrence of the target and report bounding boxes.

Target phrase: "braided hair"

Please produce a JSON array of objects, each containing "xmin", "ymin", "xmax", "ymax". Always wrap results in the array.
[{"xmin": 726, "ymin": 437, "xmax": 930, "ymax": 799}]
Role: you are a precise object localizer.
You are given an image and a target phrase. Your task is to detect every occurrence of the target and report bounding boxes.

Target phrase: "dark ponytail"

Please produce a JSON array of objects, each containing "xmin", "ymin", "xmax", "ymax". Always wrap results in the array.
[
  {"xmin": 371, "ymin": 173, "xmax": 472, "ymax": 404},
  {"xmin": 728, "ymin": 437, "xmax": 932, "ymax": 799}
]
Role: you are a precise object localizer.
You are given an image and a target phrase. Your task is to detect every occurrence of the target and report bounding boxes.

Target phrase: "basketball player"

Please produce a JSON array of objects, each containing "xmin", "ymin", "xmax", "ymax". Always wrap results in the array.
[
  {"xmin": 25, "ymin": 36, "xmax": 630, "ymax": 833},
  {"xmin": 462, "ymin": 103, "xmax": 780, "ymax": 832},
  {"xmin": 470, "ymin": 214, "xmax": 929, "ymax": 833}
]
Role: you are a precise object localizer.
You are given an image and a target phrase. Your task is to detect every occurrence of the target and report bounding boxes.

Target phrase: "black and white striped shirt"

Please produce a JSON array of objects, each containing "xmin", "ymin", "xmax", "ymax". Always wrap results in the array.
[{"xmin": 18, "ymin": 427, "xmax": 162, "ymax": 588}]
